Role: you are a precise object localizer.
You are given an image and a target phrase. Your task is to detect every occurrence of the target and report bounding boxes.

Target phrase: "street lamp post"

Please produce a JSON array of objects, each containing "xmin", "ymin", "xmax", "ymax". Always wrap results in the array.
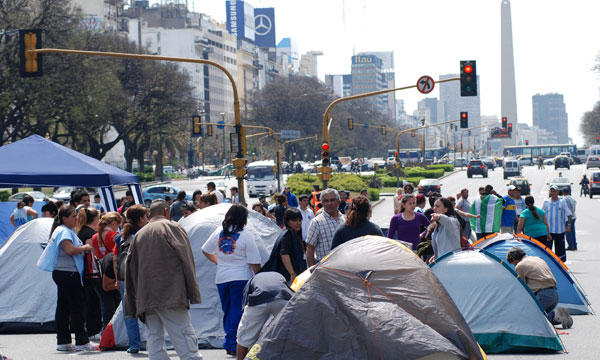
[{"xmin": 220, "ymin": 112, "xmax": 226, "ymax": 166}]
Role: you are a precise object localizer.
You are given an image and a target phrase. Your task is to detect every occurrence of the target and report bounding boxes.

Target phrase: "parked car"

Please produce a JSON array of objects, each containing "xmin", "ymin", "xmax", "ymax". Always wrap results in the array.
[
  {"xmin": 554, "ymin": 155, "xmax": 570, "ymax": 170},
  {"xmin": 517, "ymin": 155, "xmax": 534, "ymax": 166},
  {"xmin": 503, "ymin": 159, "xmax": 521, "ymax": 179},
  {"xmin": 467, "ymin": 159, "xmax": 488, "ymax": 178},
  {"xmin": 482, "ymin": 157, "xmax": 496, "ymax": 170},
  {"xmin": 543, "ymin": 158, "xmax": 555, "ymax": 165},
  {"xmin": 548, "ymin": 177, "xmax": 572, "ymax": 196},
  {"xmin": 52, "ymin": 187, "xmax": 97, "ymax": 202},
  {"xmin": 7, "ymin": 191, "xmax": 49, "ymax": 202},
  {"xmin": 417, "ymin": 179, "xmax": 442, "ymax": 196},
  {"xmin": 507, "ymin": 177, "xmax": 531, "ymax": 196},
  {"xmin": 590, "ymin": 172, "xmax": 600, "ymax": 198},
  {"xmin": 142, "ymin": 185, "xmax": 190, "ymax": 207},
  {"xmin": 586, "ymin": 155, "xmax": 600, "ymax": 169}
]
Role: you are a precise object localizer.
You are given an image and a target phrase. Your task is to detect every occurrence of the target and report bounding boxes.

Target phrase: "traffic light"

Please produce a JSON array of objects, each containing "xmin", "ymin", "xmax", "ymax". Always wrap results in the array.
[
  {"xmin": 502, "ymin": 117, "xmax": 508, "ymax": 129},
  {"xmin": 321, "ymin": 143, "xmax": 330, "ymax": 166},
  {"xmin": 596, "ymin": 136, "xmax": 599, "ymax": 144},
  {"xmin": 19, "ymin": 29, "xmax": 43, "ymax": 77},
  {"xmin": 450, "ymin": 123, "xmax": 454, "ymax": 130},
  {"xmin": 421, "ymin": 118, "xmax": 425, "ymax": 126},
  {"xmin": 411, "ymin": 130, "xmax": 416, "ymax": 137},
  {"xmin": 525, "ymin": 140, "xmax": 529, "ymax": 145},
  {"xmin": 460, "ymin": 60, "xmax": 477, "ymax": 96},
  {"xmin": 191, "ymin": 115, "xmax": 201, "ymax": 136},
  {"xmin": 460, "ymin": 141, "xmax": 463, "ymax": 150},
  {"xmin": 206, "ymin": 124, "xmax": 213, "ymax": 136},
  {"xmin": 382, "ymin": 126, "xmax": 387, "ymax": 135},
  {"xmin": 468, "ymin": 130, "xmax": 472, "ymax": 136},
  {"xmin": 508, "ymin": 123, "xmax": 513, "ymax": 133},
  {"xmin": 460, "ymin": 112, "xmax": 468, "ymax": 128},
  {"xmin": 348, "ymin": 118, "xmax": 354, "ymax": 130}
]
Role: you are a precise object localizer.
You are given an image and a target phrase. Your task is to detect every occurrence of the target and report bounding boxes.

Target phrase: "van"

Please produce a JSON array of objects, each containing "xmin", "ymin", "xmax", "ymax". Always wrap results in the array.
[{"xmin": 503, "ymin": 159, "xmax": 521, "ymax": 179}]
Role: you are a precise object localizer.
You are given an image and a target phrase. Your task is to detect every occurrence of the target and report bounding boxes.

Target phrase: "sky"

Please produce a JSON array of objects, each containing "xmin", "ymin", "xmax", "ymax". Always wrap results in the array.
[{"xmin": 184, "ymin": 0, "xmax": 600, "ymax": 144}]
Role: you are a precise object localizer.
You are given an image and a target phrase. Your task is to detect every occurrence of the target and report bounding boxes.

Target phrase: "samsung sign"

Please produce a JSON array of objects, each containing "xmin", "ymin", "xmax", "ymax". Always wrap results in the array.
[
  {"xmin": 254, "ymin": 8, "xmax": 275, "ymax": 48},
  {"xmin": 226, "ymin": 1, "xmax": 255, "ymax": 42}
]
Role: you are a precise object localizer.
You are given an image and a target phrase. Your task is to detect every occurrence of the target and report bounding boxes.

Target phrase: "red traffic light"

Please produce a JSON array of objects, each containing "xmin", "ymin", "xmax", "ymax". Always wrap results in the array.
[
  {"xmin": 464, "ymin": 65, "xmax": 472, "ymax": 73},
  {"xmin": 395, "ymin": 151, "xmax": 399, "ymax": 156},
  {"xmin": 461, "ymin": 113, "xmax": 467, "ymax": 119},
  {"xmin": 322, "ymin": 143, "xmax": 329, "ymax": 151}
]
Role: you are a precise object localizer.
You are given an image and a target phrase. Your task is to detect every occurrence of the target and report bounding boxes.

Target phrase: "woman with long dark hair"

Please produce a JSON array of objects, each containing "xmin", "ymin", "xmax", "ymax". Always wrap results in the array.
[
  {"xmin": 201, "ymin": 205, "xmax": 261, "ymax": 356},
  {"xmin": 276, "ymin": 208, "xmax": 307, "ymax": 282},
  {"xmin": 386, "ymin": 194, "xmax": 430, "ymax": 250},
  {"xmin": 331, "ymin": 196, "xmax": 384, "ymax": 250},
  {"xmin": 427, "ymin": 197, "xmax": 462, "ymax": 260},
  {"xmin": 48, "ymin": 206, "xmax": 97, "ymax": 351},
  {"xmin": 112, "ymin": 205, "xmax": 147, "ymax": 354},
  {"xmin": 517, "ymin": 196, "xmax": 551, "ymax": 243}
]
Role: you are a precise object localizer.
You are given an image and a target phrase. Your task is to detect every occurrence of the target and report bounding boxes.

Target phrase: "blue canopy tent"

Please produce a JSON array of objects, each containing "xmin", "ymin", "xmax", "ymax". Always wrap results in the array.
[{"xmin": 0, "ymin": 134, "xmax": 142, "ymax": 214}]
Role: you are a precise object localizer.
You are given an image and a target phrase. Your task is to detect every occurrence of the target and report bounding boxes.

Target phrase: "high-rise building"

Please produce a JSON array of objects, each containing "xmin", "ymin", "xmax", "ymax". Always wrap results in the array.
[
  {"xmin": 439, "ymin": 74, "xmax": 481, "ymax": 150},
  {"xmin": 350, "ymin": 54, "xmax": 386, "ymax": 114},
  {"xmin": 501, "ymin": 0, "xmax": 518, "ymax": 144},
  {"xmin": 277, "ymin": 38, "xmax": 300, "ymax": 72},
  {"xmin": 72, "ymin": 0, "xmax": 128, "ymax": 32},
  {"xmin": 357, "ymin": 52, "xmax": 396, "ymax": 122},
  {"xmin": 532, "ymin": 93, "xmax": 569, "ymax": 143},
  {"xmin": 299, "ymin": 51, "xmax": 323, "ymax": 78}
]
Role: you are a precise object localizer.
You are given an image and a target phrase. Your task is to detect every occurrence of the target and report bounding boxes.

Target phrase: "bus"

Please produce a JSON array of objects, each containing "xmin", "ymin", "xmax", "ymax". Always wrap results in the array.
[
  {"xmin": 503, "ymin": 144, "xmax": 576, "ymax": 159},
  {"xmin": 387, "ymin": 147, "xmax": 449, "ymax": 163},
  {"xmin": 246, "ymin": 160, "xmax": 277, "ymax": 197}
]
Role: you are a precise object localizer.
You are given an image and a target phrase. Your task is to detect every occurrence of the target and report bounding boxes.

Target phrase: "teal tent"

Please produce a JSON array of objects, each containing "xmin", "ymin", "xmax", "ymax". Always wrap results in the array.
[{"xmin": 430, "ymin": 250, "xmax": 564, "ymax": 353}]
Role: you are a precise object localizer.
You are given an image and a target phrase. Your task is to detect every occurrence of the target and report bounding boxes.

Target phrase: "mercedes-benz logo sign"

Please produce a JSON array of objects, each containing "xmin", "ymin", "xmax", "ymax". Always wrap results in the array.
[{"xmin": 254, "ymin": 14, "xmax": 272, "ymax": 36}]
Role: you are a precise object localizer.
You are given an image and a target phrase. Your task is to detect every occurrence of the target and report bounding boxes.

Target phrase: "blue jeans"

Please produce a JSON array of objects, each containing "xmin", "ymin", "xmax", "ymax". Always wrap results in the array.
[
  {"xmin": 120, "ymin": 284, "xmax": 141, "ymax": 349},
  {"xmin": 217, "ymin": 280, "xmax": 248, "ymax": 352},
  {"xmin": 566, "ymin": 219, "xmax": 577, "ymax": 249},
  {"xmin": 536, "ymin": 287, "xmax": 559, "ymax": 323}
]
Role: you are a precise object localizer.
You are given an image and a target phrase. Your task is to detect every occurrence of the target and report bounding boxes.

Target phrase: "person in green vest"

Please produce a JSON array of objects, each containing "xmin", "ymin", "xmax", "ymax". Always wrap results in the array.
[{"xmin": 470, "ymin": 185, "xmax": 503, "ymax": 240}]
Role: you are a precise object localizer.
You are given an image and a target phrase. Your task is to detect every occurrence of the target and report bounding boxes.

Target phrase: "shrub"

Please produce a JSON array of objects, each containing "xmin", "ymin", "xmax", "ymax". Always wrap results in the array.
[
  {"xmin": 427, "ymin": 164, "xmax": 454, "ymax": 172},
  {"xmin": 367, "ymin": 188, "xmax": 380, "ymax": 201},
  {"xmin": 0, "ymin": 190, "xmax": 9, "ymax": 202},
  {"xmin": 286, "ymin": 173, "xmax": 368, "ymax": 195},
  {"xmin": 134, "ymin": 172, "xmax": 156, "ymax": 182}
]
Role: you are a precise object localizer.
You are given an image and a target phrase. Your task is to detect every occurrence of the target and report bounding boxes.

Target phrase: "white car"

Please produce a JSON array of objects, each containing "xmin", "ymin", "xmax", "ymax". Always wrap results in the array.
[
  {"xmin": 517, "ymin": 156, "xmax": 534, "ymax": 166},
  {"xmin": 7, "ymin": 191, "xmax": 49, "ymax": 202},
  {"xmin": 543, "ymin": 158, "xmax": 555, "ymax": 165}
]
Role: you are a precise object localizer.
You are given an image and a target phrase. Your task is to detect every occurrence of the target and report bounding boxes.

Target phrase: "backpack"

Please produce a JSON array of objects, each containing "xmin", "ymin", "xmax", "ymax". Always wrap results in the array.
[
  {"xmin": 84, "ymin": 251, "xmax": 102, "ymax": 281},
  {"xmin": 116, "ymin": 234, "xmax": 131, "ymax": 281}
]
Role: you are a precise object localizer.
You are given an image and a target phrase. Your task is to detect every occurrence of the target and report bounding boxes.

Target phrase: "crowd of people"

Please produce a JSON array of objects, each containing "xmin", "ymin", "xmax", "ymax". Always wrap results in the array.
[{"xmin": 25, "ymin": 174, "xmax": 579, "ymax": 358}]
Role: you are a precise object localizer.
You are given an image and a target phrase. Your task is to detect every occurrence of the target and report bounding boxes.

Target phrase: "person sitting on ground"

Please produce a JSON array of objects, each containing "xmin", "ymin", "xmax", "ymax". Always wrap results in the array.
[
  {"xmin": 235, "ymin": 272, "xmax": 295, "ymax": 360},
  {"xmin": 331, "ymin": 196, "xmax": 384, "ymax": 250},
  {"xmin": 506, "ymin": 247, "xmax": 573, "ymax": 329}
]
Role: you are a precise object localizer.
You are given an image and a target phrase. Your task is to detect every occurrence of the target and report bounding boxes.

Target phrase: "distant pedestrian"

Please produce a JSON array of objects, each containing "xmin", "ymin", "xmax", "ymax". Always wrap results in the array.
[
  {"xmin": 517, "ymin": 196, "xmax": 551, "ymax": 243},
  {"xmin": 542, "ymin": 186, "xmax": 572, "ymax": 262},
  {"xmin": 298, "ymin": 195, "xmax": 315, "ymax": 241},
  {"xmin": 10, "ymin": 194, "xmax": 37, "ymax": 227},
  {"xmin": 562, "ymin": 188, "xmax": 577, "ymax": 251},
  {"xmin": 338, "ymin": 190, "xmax": 350, "ymax": 214},
  {"xmin": 387, "ymin": 194, "xmax": 430, "ymax": 251},
  {"xmin": 125, "ymin": 200, "xmax": 202, "ymax": 360},
  {"xmin": 202, "ymin": 205, "xmax": 261, "ymax": 356},
  {"xmin": 207, "ymin": 182, "xmax": 224, "ymax": 203},
  {"xmin": 283, "ymin": 186, "xmax": 298, "ymax": 208},
  {"xmin": 332, "ymin": 196, "xmax": 384, "ymax": 250},
  {"xmin": 273, "ymin": 195, "xmax": 288, "ymax": 227},
  {"xmin": 170, "ymin": 191, "xmax": 187, "ymax": 222}
]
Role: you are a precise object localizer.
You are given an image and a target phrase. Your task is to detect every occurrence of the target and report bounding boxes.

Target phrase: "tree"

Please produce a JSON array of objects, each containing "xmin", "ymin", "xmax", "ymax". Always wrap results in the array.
[{"xmin": 579, "ymin": 101, "xmax": 600, "ymax": 145}]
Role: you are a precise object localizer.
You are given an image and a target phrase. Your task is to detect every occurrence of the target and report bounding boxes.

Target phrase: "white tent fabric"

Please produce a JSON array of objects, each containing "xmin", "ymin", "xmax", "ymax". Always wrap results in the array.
[
  {"xmin": 0, "ymin": 218, "xmax": 55, "ymax": 331},
  {"xmin": 104, "ymin": 203, "xmax": 283, "ymax": 349}
]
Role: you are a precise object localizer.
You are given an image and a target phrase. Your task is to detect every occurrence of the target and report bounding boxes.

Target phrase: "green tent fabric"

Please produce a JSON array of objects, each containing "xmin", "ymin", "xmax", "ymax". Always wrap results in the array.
[{"xmin": 470, "ymin": 195, "xmax": 503, "ymax": 234}]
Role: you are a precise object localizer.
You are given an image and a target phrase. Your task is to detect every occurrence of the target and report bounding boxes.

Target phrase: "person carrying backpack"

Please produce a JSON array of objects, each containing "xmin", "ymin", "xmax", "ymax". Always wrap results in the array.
[{"xmin": 112, "ymin": 205, "xmax": 148, "ymax": 354}]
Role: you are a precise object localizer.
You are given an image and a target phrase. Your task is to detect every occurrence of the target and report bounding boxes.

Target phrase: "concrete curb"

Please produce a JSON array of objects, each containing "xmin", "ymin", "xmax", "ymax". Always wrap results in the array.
[{"xmin": 371, "ymin": 197, "xmax": 386, "ymax": 208}]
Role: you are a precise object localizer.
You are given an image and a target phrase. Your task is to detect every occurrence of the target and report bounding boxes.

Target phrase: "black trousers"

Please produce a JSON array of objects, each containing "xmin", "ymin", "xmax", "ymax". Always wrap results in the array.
[
  {"xmin": 545, "ymin": 233, "xmax": 566, "ymax": 262},
  {"xmin": 83, "ymin": 279, "xmax": 103, "ymax": 336},
  {"xmin": 93, "ymin": 284, "xmax": 121, "ymax": 328},
  {"xmin": 52, "ymin": 270, "xmax": 89, "ymax": 345}
]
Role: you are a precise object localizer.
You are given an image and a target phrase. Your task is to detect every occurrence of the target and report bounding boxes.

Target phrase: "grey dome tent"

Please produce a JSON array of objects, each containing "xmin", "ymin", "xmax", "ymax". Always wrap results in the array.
[{"xmin": 247, "ymin": 236, "xmax": 486, "ymax": 360}]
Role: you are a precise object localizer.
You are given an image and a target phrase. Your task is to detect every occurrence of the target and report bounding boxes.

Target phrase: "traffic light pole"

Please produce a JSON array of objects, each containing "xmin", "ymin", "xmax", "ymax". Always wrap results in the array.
[
  {"xmin": 30, "ymin": 47, "xmax": 248, "ymax": 205},
  {"xmin": 319, "ymin": 77, "xmax": 460, "ymax": 189},
  {"xmin": 459, "ymin": 122, "xmax": 498, "ymax": 157}
]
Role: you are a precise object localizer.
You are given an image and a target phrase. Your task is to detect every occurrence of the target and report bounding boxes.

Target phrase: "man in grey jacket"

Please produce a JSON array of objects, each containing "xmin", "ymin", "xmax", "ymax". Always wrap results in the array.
[{"xmin": 125, "ymin": 199, "xmax": 203, "ymax": 360}]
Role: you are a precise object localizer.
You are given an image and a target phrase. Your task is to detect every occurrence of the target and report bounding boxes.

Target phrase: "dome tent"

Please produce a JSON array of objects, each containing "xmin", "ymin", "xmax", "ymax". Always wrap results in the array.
[
  {"xmin": 247, "ymin": 236, "xmax": 486, "ymax": 360},
  {"xmin": 430, "ymin": 249, "xmax": 564, "ymax": 353}
]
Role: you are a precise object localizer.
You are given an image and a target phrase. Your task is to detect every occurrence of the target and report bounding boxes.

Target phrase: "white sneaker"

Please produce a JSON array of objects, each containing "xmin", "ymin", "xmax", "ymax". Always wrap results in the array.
[
  {"xmin": 89, "ymin": 333, "xmax": 102, "ymax": 342},
  {"xmin": 75, "ymin": 342, "xmax": 98, "ymax": 351},
  {"xmin": 57, "ymin": 343, "xmax": 76, "ymax": 352},
  {"xmin": 556, "ymin": 307, "xmax": 573, "ymax": 329}
]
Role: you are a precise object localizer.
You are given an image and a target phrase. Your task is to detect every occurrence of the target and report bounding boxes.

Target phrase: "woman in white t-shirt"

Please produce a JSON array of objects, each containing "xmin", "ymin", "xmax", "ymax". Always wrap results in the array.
[
  {"xmin": 10, "ymin": 194, "xmax": 38, "ymax": 227},
  {"xmin": 202, "ymin": 204, "xmax": 261, "ymax": 356}
]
